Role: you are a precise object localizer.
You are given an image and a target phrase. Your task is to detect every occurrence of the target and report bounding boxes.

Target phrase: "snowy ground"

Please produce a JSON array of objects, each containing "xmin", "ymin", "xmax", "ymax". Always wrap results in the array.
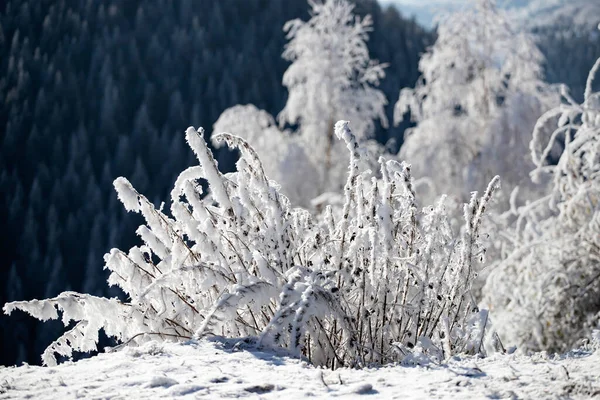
[{"xmin": 1, "ymin": 338, "xmax": 599, "ymax": 399}]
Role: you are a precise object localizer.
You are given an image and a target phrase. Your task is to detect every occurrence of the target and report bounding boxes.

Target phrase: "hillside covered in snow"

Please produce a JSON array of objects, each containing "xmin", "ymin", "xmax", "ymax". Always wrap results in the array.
[
  {"xmin": 383, "ymin": 0, "xmax": 600, "ymax": 30},
  {"xmin": 2, "ymin": 338, "xmax": 600, "ymax": 399}
]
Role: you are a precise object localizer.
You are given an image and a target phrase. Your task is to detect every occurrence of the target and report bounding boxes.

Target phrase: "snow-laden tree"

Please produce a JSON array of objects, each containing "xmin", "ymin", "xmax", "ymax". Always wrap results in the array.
[
  {"xmin": 213, "ymin": 0, "xmax": 388, "ymax": 205},
  {"xmin": 278, "ymin": 0, "xmax": 387, "ymax": 187},
  {"xmin": 395, "ymin": 0, "xmax": 558, "ymax": 206},
  {"xmin": 482, "ymin": 58, "xmax": 600, "ymax": 353},
  {"xmin": 4, "ymin": 122, "xmax": 502, "ymax": 368}
]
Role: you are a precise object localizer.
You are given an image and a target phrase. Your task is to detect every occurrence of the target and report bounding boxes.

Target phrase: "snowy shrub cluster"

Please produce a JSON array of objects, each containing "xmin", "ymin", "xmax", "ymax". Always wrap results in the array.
[
  {"xmin": 4, "ymin": 122, "xmax": 502, "ymax": 368},
  {"xmin": 483, "ymin": 58, "xmax": 600, "ymax": 353}
]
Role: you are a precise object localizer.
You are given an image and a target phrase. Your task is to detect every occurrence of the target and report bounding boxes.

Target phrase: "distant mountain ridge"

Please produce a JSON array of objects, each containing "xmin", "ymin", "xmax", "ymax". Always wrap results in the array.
[
  {"xmin": 509, "ymin": 0, "xmax": 600, "ymax": 30},
  {"xmin": 381, "ymin": 0, "xmax": 600, "ymax": 30}
]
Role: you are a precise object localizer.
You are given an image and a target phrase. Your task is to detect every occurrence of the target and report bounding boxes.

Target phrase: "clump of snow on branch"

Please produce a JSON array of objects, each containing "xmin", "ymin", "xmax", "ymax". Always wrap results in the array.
[
  {"xmin": 4, "ymin": 122, "xmax": 502, "ymax": 368},
  {"xmin": 395, "ymin": 0, "xmax": 558, "ymax": 206},
  {"xmin": 483, "ymin": 57, "xmax": 600, "ymax": 353},
  {"xmin": 213, "ymin": 0, "xmax": 388, "ymax": 206}
]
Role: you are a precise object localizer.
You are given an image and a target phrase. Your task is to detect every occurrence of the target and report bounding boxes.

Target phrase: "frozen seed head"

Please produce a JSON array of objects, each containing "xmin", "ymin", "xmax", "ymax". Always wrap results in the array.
[{"xmin": 114, "ymin": 177, "xmax": 140, "ymax": 212}]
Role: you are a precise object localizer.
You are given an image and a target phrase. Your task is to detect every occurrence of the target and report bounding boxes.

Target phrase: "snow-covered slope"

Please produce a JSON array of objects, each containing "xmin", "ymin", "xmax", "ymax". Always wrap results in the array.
[
  {"xmin": 1, "ymin": 338, "xmax": 599, "ymax": 399},
  {"xmin": 380, "ymin": 0, "xmax": 600, "ymax": 30},
  {"xmin": 509, "ymin": 0, "xmax": 600, "ymax": 30}
]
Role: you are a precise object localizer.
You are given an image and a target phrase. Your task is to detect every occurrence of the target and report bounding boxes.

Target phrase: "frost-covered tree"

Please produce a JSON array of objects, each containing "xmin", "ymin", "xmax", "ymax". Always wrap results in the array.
[
  {"xmin": 279, "ymin": 0, "xmax": 388, "ymax": 185},
  {"xmin": 4, "ymin": 122, "xmax": 502, "ymax": 368},
  {"xmin": 214, "ymin": 0, "xmax": 388, "ymax": 205},
  {"xmin": 483, "ymin": 58, "xmax": 600, "ymax": 353},
  {"xmin": 395, "ymin": 0, "xmax": 558, "ymax": 206}
]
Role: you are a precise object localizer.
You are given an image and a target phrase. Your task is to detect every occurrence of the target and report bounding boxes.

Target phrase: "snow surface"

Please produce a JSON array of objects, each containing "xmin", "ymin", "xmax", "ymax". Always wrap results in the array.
[{"xmin": 1, "ymin": 338, "xmax": 599, "ymax": 399}]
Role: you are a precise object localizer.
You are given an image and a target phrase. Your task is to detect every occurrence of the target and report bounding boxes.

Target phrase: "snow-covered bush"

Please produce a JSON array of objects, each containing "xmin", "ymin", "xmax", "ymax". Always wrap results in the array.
[
  {"xmin": 395, "ymin": 0, "xmax": 558, "ymax": 206},
  {"xmin": 214, "ymin": 0, "xmax": 388, "ymax": 206},
  {"xmin": 4, "ymin": 122, "xmax": 502, "ymax": 368},
  {"xmin": 483, "ymin": 57, "xmax": 600, "ymax": 353}
]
